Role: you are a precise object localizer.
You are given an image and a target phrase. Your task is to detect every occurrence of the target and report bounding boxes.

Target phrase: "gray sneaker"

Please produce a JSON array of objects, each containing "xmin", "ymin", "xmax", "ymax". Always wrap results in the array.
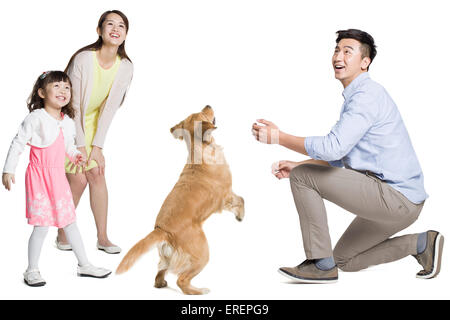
[
  {"xmin": 279, "ymin": 260, "xmax": 338, "ymax": 284},
  {"xmin": 413, "ymin": 230, "xmax": 444, "ymax": 279}
]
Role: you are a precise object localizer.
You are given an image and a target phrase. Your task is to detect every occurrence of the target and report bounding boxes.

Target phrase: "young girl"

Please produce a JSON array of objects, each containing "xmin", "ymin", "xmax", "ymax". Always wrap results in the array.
[{"xmin": 2, "ymin": 71, "xmax": 111, "ymax": 286}]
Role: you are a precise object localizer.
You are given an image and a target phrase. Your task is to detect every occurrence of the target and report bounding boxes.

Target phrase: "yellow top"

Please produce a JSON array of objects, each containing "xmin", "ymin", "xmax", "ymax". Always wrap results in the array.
[{"xmin": 65, "ymin": 51, "xmax": 121, "ymax": 173}]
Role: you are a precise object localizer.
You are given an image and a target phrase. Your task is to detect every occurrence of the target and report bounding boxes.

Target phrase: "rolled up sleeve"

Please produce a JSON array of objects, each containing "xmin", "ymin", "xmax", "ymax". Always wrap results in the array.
[{"xmin": 305, "ymin": 91, "xmax": 377, "ymax": 162}]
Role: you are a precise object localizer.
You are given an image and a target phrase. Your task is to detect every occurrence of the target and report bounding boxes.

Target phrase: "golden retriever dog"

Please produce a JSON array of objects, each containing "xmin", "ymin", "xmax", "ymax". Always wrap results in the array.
[{"xmin": 116, "ymin": 105, "xmax": 244, "ymax": 295}]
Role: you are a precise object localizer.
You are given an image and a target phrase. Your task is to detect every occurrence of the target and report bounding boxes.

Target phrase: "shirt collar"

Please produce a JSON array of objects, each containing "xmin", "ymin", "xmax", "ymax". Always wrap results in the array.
[
  {"xmin": 38, "ymin": 108, "xmax": 65, "ymax": 123},
  {"xmin": 342, "ymin": 72, "xmax": 370, "ymax": 100}
]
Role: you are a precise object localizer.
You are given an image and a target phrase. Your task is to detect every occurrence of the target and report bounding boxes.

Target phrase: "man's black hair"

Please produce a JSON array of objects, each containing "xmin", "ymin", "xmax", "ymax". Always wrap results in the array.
[{"xmin": 336, "ymin": 29, "xmax": 377, "ymax": 70}]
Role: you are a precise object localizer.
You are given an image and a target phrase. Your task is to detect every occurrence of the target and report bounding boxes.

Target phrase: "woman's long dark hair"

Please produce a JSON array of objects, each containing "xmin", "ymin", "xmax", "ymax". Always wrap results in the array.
[
  {"xmin": 28, "ymin": 71, "xmax": 76, "ymax": 119},
  {"xmin": 64, "ymin": 10, "xmax": 131, "ymax": 73}
]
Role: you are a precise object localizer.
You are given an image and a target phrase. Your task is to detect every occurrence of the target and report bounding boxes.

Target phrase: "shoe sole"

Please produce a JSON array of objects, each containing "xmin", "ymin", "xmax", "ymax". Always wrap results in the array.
[
  {"xmin": 24, "ymin": 279, "xmax": 46, "ymax": 287},
  {"xmin": 278, "ymin": 269, "xmax": 338, "ymax": 284},
  {"xmin": 97, "ymin": 247, "xmax": 121, "ymax": 254},
  {"xmin": 417, "ymin": 233, "xmax": 444, "ymax": 279},
  {"xmin": 56, "ymin": 246, "xmax": 72, "ymax": 251},
  {"xmin": 55, "ymin": 240, "xmax": 72, "ymax": 251},
  {"xmin": 78, "ymin": 271, "xmax": 112, "ymax": 279}
]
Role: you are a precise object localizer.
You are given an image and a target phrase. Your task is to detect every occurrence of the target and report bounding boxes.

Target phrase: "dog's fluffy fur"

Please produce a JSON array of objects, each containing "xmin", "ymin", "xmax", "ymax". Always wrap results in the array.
[{"xmin": 116, "ymin": 106, "xmax": 244, "ymax": 295}]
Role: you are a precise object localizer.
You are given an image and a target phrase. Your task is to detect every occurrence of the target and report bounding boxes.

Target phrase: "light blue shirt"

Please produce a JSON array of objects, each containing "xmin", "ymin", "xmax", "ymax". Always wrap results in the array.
[{"xmin": 305, "ymin": 72, "xmax": 427, "ymax": 204}]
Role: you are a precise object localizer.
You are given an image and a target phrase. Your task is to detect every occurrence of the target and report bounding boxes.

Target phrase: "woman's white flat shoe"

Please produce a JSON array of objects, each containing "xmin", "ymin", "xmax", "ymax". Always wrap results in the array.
[
  {"xmin": 77, "ymin": 264, "xmax": 112, "ymax": 278},
  {"xmin": 55, "ymin": 238, "xmax": 72, "ymax": 251},
  {"xmin": 97, "ymin": 242, "xmax": 121, "ymax": 254}
]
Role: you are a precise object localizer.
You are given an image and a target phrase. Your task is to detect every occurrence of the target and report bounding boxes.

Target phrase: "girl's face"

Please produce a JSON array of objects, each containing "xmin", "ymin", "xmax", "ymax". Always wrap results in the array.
[
  {"xmin": 38, "ymin": 81, "xmax": 71, "ymax": 110},
  {"xmin": 98, "ymin": 13, "xmax": 127, "ymax": 48}
]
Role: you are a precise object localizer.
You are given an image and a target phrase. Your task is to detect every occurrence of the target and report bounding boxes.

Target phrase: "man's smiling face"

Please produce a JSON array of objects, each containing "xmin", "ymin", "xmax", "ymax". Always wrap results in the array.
[{"xmin": 332, "ymin": 38, "xmax": 371, "ymax": 88}]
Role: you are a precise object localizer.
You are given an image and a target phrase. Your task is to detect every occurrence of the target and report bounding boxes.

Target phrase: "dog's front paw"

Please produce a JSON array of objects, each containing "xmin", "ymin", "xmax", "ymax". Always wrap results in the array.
[
  {"xmin": 235, "ymin": 196, "xmax": 245, "ymax": 222},
  {"xmin": 235, "ymin": 206, "xmax": 245, "ymax": 222},
  {"xmin": 226, "ymin": 194, "xmax": 245, "ymax": 222}
]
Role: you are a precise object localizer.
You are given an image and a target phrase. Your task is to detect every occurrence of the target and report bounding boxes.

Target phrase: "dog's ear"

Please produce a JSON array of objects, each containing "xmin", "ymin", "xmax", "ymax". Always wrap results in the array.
[
  {"xmin": 170, "ymin": 123, "xmax": 186, "ymax": 140},
  {"xmin": 195, "ymin": 121, "xmax": 217, "ymax": 143}
]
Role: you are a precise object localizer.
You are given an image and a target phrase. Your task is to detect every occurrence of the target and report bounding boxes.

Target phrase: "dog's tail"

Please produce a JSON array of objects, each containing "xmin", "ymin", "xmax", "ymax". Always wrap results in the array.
[{"xmin": 116, "ymin": 228, "xmax": 167, "ymax": 275}]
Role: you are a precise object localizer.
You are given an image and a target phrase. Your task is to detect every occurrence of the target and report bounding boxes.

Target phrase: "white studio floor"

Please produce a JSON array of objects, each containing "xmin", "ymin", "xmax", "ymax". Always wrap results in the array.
[{"xmin": 1, "ymin": 193, "xmax": 448, "ymax": 300}]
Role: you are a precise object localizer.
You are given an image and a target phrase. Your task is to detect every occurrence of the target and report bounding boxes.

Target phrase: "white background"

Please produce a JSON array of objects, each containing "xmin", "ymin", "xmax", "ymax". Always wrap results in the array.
[{"xmin": 0, "ymin": 0, "xmax": 449, "ymax": 300}]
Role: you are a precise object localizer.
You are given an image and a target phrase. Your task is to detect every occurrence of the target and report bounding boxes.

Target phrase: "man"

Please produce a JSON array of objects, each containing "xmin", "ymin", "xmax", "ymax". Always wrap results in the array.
[{"xmin": 252, "ymin": 29, "xmax": 443, "ymax": 283}]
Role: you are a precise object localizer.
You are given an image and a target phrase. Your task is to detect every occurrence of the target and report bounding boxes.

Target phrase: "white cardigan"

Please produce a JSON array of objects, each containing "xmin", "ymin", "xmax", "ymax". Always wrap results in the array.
[
  {"xmin": 3, "ymin": 109, "xmax": 81, "ymax": 174},
  {"xmin": 67, "ymin": 51, "xmax": 133, "ymax": 148}
]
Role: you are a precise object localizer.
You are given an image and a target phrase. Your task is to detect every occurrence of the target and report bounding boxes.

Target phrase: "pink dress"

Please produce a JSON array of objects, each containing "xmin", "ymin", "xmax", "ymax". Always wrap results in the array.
[{"xmin": 25, "ymin": 129, "xmax": 76, "ymax": 228}]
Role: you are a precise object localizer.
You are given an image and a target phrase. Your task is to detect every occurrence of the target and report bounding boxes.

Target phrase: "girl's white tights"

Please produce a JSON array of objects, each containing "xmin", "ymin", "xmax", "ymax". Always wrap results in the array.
[{"xmin": 27, "ymin": 222, "xmax": 89, "ymax": 271}]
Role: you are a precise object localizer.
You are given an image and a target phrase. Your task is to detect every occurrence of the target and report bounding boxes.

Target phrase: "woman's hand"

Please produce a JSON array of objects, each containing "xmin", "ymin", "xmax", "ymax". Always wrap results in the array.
[
  {"xmin": 271, "ymin": 160, "xmax": 301, "ymax": 179},
  {"xmin": 88, "ymin": 146, "xmax": 105, "ymax": 176},
  {"xmin": 252, "ymin": 119, "xmax": 281, "ymax": 144},
  {"xmin": 2, "ymin": 173, "xmax": 15, "ymax": 191}
]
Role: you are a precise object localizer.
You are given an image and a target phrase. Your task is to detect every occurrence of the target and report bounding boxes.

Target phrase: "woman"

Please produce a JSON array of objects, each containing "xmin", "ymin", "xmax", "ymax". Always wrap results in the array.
[{"xmin": 57, "ymin": 10, "xmax": 133, "ymax": 254}]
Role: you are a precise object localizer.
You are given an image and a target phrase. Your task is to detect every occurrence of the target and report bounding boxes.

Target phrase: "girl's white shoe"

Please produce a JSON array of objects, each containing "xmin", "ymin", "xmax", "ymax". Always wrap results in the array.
[
  {"xmin": 23, "ymin": 269, "xmax": 46, "ymax": 287},
  {"xmin": 77, "ymin": 264, "xmax": 111, "ymax": 278}
]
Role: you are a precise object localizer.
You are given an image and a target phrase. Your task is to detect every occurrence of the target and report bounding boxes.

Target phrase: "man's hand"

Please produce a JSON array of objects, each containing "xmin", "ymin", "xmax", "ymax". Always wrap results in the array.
[
  {"xmin": 272, "ymin": 160, "xmax": 301, "ymax": 179},
  {"xmin": 272, "ymin": 159, "xmax": 331, "ymax": 179},
  {"xmin": 2, "ymin": 173, "xmax": 15, "ymax": 191},
  {"xmin": 252, "ymin": 119, "xmax": 280, "ymax": 144}
]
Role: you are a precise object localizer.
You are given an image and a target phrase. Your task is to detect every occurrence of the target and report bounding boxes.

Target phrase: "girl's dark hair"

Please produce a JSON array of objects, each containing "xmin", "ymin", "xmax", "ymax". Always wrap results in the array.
[
  {"xmin": 64, "ymin": 10, "xmax": 131, "ymax": 73},
  {"xmin": 336, "ymin": 29, "xmax": 377, "ymax": 70},
  {"xmin": 27, "ymin": 71, "xmax": 75, "ymax": 119}
]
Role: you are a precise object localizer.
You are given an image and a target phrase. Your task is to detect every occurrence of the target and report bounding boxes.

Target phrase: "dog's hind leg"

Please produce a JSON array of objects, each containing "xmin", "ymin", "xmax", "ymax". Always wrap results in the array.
[
  {"xmin": 224, "ymin": 192, "xmax": 245, "ymax": 221},
  {"xmin": 155, "ymin": 267, "xmax": 168, "ymax": 288},
  {"xmin": 155, "ymin": 243, "xmax": 171, "ymax": 288},
  {"xmin": 155, "ymin": 256, "xmax": 169, "ymax": 288},
  {"xmin": 176, "ymin": 263, "xmax": 209, "ymax": 295},
  {"xmin": 176, "ymin": 230, "xmax": 210, "ymax": 295}
]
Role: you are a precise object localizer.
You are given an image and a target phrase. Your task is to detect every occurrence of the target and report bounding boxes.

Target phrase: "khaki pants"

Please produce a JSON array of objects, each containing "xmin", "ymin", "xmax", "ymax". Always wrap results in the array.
[{"xmin": 289, "ymin": 164, "xmax": 424, "ymax": 272}]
